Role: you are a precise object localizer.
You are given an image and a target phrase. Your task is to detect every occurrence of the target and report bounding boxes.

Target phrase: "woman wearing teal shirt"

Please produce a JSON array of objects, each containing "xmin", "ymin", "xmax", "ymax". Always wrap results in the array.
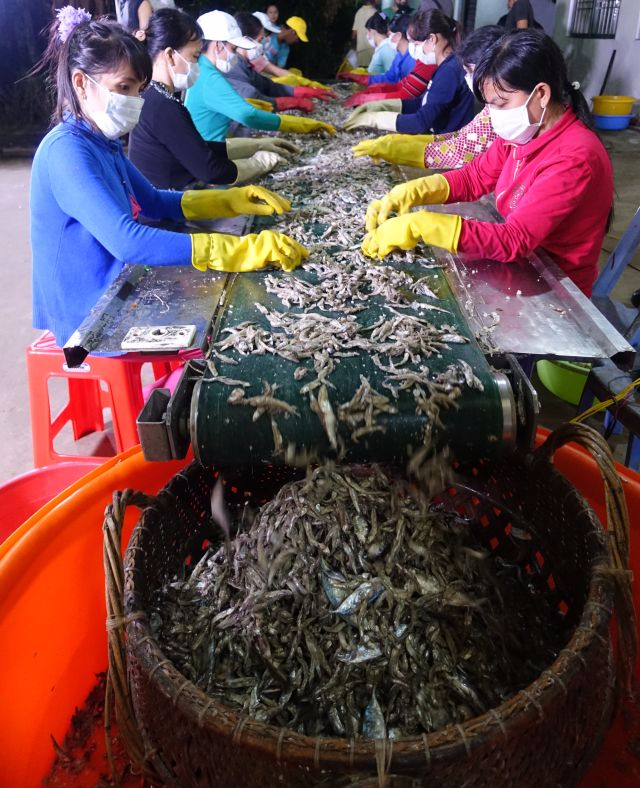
[
  {"xmin": 365, "ymin": 12, "xmax": 396, "ymax": 75},
  {"xmin": 185, "ymin": 10, "xmax": 333, "ymax": 141}
]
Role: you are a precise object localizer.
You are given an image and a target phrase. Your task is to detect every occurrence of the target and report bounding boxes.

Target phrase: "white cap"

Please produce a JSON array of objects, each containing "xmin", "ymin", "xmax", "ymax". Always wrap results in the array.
[
  {"xmin": 252, "ymin": 11, "xmax": 281, "ymax": 35},
  {"xmin": 197, "ymin": 10, "xmax": 257, "ymax": 49}
]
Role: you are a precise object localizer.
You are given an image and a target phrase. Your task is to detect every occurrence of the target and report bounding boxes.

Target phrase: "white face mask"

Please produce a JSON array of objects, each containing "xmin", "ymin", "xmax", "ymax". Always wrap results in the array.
[
  {"xmin": 215, "ymin": 45, "xmax": 237, "ymax": 73},
  {"xmin": 464, "ymin": 72, "xmax": 474, "ymax": 93},
  {"xmin": 366, "ymin": 34, "xmax": 375, "ymax": 48},
  {"xmin": 388, "ymin": 35, "xmax": 399, "ymax": 51},
  {"xmin": 85, "ymin": 74, "xmax": 144, "ymax": 139},
  {"xmin": 408, "ymin": 41, "xmax": 436, "ymax": 65},
  {"xmin": 489, "ymin": 86, "xmax": 547, "ymax": 144},
  {"xmin": 170, "ymin": 50, "xmax": 199, "ymax": 91},
  {"xmin": 247, "ymin": 42, "xmax": 264, "ymax": 61}
]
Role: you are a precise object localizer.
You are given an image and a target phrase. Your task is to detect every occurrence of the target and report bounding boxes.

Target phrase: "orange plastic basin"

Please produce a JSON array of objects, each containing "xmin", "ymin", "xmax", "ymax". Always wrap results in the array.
[{"xmin": 0, "ymin": 436, "xmax": 637, "ymax": 784}]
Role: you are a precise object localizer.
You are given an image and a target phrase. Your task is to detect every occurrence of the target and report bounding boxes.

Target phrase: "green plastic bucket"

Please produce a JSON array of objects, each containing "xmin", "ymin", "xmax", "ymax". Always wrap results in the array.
[{"xmin": 536, "ymin": 360, "xmax": 591, "ymax": 406}]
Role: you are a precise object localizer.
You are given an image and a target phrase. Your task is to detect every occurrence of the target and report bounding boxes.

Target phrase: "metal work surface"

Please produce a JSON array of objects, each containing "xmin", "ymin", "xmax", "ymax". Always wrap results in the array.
[
  {"xmin": 429, "ymin": 199, "xmax": 635, "ymax": 362},
  {"xmin": 63, "ymin": 216, "xmax": 249, "ymax": 365}
]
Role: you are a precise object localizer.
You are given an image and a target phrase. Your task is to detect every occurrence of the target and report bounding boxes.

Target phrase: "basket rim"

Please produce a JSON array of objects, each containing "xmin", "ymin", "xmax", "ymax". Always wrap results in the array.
[{"xmin": 124, "ymin": 458, "xmax": 615, "ymax": 764}]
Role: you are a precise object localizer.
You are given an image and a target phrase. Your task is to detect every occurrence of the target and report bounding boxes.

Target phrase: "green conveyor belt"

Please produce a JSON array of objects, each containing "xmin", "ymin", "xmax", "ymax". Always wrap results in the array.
[{"xmin": 191, "ymin": 261, "xmax": 508, "ymax": 467}]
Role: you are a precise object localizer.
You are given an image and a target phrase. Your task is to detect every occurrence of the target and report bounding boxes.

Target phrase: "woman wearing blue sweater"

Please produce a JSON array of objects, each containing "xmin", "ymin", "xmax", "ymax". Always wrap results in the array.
[
  {"xmin": 344, "ymin": 10, "xmax": 474, "ymax": 135},
  {"xmin": 31, "ymin": 8, "xmax": 306, "ymax": 346},
  {"xmin": 338, "ymin": 13, "xmax": 415, "ymax": 88}
]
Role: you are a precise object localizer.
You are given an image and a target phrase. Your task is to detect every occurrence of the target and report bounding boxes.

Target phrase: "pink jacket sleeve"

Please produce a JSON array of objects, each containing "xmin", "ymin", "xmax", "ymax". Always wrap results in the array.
[
  {"xmin": 423, "ymin": 106, "xmax": 497, "ymax": 169},
  {"xmin": 449, "ymin": 154, "xmax": 595, "ymax": 263}
]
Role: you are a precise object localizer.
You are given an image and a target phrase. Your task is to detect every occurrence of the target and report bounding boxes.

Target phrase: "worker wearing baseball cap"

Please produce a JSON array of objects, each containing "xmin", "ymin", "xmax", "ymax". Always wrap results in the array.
[
  {"xmin": 265, "ymin": 15, "xmax": 309, "ymax": 68},
  {"xmin": 185, "ymin": 11, "xmax": 334, "ymax": 141}
]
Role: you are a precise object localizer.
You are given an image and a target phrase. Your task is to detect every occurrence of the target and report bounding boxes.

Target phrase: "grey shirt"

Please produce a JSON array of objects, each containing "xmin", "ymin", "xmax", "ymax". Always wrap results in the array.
[
  {"xmin": 419, "ymin": 0, "xmax": 454, "ymax": 17},
  {"xmin": 224, "ymin": 57, "xmax": 293, "ymax": 107}
]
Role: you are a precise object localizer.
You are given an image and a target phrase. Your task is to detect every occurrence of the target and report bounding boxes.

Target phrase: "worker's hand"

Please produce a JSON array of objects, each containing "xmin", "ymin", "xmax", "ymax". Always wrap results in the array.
[
  {"xmin": 232, "ymin": 151, "xmax": 285, "ymax": 185},
  {"xmin": 364, "ymin": 173, "xmax": 451, "ymax": 231},
  {"xmin": 274, "ymin": 96, "xmax": 315, "ymax": 113},
  {"xmin": 278, "ymin": 114, "xmax": 336, "ymax": 135},
  {"xmin": 343, "ymin": 111, "xmax": 398, "ymax": 132},
  {"xmin": 262, "ymin": 138, "xmax": 302, "ymax": 157},
  {"xmin": 226, "ymin": 137, "xmax": 302, "ymax": 160},
  {"xmin": 336, "ymin": 71, "xmax": 369, "ymax": 85},
  {"xmin": 346, "ymin": 99, "xmax": 402, "ymax": 121},
  {"xmin": 342, "ymin": 90, "xmax": 389, "ymax": 108},
  {"xmin": 246, "ymin": 97, "xmax": 274, "ymax": 112},
  {"xmin": 293, "ymin": 86, "xmax": 337, "ymax": 101},
  {"xmin": 361, "ymin": 212, "xmax": 462, "ymax": 259},
  {"xmin": 352, "ymin": 133, "xmax": 433, "ymax": 168},
  {"xmin": 191, "ymin": 230, "xmax": 309, "ymax": 273},
  {"xmin": 273, "ymin": 73, "xmax": 332, "ymax": 90},
  {"xmin": 182, "ymin": 185, "xmax": 291, "ymax": 220}
]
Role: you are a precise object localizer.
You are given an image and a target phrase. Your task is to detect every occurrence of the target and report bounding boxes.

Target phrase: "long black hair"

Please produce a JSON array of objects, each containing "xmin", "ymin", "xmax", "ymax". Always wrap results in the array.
[
  {"xmin": 473, "ymin": 29, "xmax": 596, "ymax": 132},
  {"xmin": 144, "ymin": 8, "xmax": 203, "ymax": 60},
  {"xmin": 457, "ymin": 25, "xmax": 504, "ymax": 70},
  {"xmin": 235, "ymin": 12, "xmax": 263, "ymax": 40},
  {"xmin": 408, "ymin": 9, "xmax": 460, "ymax": 49},
  {"xmin": 365, "ymin": 12, "xmax": 390, "ymax": 36},
  {"xmin": 33, "ymin": 14, "xmax": 151, "ymax": 124},
  {"xmin": 389, "ymin": 12, "xmax": 412, "ymax": 38}
]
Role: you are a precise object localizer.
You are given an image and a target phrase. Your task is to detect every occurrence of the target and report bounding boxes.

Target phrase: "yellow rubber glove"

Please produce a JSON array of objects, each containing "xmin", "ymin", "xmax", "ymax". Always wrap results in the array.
[
  {"xmin": 352, "ymin": 133, "xmax": 434, "ymax": 168},
  {"xmin": 346, "ymin": 99, "xmax": 402, "ymax": 122},
  {"xmin": 191, "ymin": 230, "xmax": 309, "ymax": 272},
  {"xmin": 272, "ymin": 74, "xmax": 332, "ymax": 90},
  {"xmin": 361, "ymin": 212, "xmax": 462, "ymax": 259},
  {"xmin": 181, "ymin": 185, "xmax": 291, "ymax": 220},
  {"xmin": 246, "ymin": 97, "xmax": 274, "ymax": 112},
  {"xmin": 278, "ymin": 114, "xmax": 336, "ymax": 135},
  {"xmin": 365, "ymin": 173, "xmax": 450, "ymax": 231},
  {"xmin": 343, "ymin": 111, "xmax": 399, "ymax": 132}
]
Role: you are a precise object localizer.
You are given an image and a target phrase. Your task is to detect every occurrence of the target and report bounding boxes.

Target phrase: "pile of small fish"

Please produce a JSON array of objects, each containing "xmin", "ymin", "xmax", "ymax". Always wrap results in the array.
[
  {"xmin": 150, "ymin": 465, "xmax": 565, "ymax": 739},
  {"xmin": 202, "ymin": 86, "xmax": 480, "ymax": 469}
]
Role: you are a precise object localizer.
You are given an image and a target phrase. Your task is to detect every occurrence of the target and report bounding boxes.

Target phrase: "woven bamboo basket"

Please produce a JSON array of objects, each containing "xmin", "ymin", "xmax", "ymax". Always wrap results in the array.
[{"xmin": 104, "ymin": 424, "xmax": 636, "ymax": 787}]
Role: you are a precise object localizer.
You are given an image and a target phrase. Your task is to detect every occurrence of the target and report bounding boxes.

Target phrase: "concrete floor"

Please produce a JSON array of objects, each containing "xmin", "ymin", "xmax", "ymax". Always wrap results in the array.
[{"xmin": 0, "ymin": 129, "xmax": 639, "ymax": 485}]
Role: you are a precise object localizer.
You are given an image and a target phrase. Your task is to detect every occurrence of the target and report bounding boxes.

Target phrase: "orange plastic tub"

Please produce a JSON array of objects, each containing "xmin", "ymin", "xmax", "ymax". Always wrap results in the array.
[
  {"xmin": 0, "ymin": 437, "xmax": 637, "ymax": 785},
  {"xmin": 0, "ymin": 460, "xmax": 105, "ymax": 545}
]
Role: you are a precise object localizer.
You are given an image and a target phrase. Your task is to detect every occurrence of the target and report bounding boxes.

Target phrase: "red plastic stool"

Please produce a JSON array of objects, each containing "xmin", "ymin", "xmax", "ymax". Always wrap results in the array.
[{"xmin": 26, "ymin": 332, "xmax": 182, "ymax": 467}]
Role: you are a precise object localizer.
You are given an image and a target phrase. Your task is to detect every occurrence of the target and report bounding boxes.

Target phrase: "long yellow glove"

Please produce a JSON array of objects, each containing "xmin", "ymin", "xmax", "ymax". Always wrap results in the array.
[
  {"xmin": 246, "ymin": 97, "xmax": 274, "ymax": 112},
  {"xmin": 346, "ymin": 99, "xmax": 402, "ymax": 122},
  {"xmin": 352, "ymin": 133, "xmax": 434, "ymax": 168},
  {"xmin": 361, "ymin": 212, "xmax": 462, "ymax": 259},
  {"xmin": 365, "ymin": 173, "xmax": 451, "ymax": 231},
  {"xmin": 272, "ymin": 74, "xmax": 331, "ymax": 90},
  {"xmin": 182, "ymin": 185, "xmax": 291, "ymax": 220},
  {"xmin": 278, "ymin": 114, "xmax": 336, "ymax": 135},
  {"xmin": 191, "ymin": 230, "xmax": 309, "ymax": 272},
  {"xmin": 343, "ymin": 111, "xmax": 398, "ymax": 132}
]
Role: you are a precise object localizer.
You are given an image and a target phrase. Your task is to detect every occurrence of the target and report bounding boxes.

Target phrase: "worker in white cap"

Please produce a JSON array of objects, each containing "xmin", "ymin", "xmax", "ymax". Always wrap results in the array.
[
  {"xmin": 238, "ymin": 12, "xmax": 334, "ymax": 101},
  {"xmin": 252, "ymin": 10, "xmax": 281, "ymax": 72},
  {"xmin": 185, "ymin": 10, "xmax": 335, "ymax": 143}
]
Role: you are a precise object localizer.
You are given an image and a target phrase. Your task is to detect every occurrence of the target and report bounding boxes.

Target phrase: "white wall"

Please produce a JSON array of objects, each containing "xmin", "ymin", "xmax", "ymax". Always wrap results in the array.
[{"xmin": 553, "ymin": 0, "xmax": 640, "ymax": 101}]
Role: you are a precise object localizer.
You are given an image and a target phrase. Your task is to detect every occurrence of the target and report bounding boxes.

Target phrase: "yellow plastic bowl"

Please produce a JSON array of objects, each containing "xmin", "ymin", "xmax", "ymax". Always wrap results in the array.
[{"xmin": 591, "ymin": 95, "xmax": 637, "ymax": 116}]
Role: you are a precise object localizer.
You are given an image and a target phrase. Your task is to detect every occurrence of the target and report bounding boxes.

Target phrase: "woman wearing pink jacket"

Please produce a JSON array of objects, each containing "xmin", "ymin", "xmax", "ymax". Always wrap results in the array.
[{"xmin": 362, "ymin": 29, "xmax": 613, "ymax": 297}]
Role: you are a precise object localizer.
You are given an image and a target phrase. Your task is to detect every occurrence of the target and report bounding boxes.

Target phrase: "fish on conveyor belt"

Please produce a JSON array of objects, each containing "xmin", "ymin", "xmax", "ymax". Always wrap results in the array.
[{"xmin": 150, "ymin": 465, "xmax": 566, "ymax": 740}]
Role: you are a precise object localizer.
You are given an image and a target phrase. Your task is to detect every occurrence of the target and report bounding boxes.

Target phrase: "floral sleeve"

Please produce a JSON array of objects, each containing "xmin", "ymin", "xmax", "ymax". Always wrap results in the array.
[{"xmin": 424, "ymin": 106, "xmax": 497, "ymax": 169}]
